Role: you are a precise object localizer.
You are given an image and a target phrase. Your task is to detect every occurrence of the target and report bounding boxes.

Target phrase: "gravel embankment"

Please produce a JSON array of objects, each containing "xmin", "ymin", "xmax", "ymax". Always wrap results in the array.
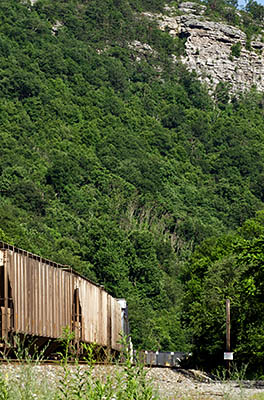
[
  {"xmin": 147, "ymin": 367, "xmax": 264, "ymax": 399},
  {"xmin": 1, "ymin": 364, "xmax": 264, "ymax": 399}
]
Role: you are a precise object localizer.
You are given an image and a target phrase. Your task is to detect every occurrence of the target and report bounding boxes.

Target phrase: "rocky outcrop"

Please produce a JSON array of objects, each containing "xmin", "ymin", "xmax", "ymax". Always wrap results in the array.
[
  {"xmin": 128, "ymin": 41, "xmax": 157, "ymax": 62},
  {"xmin": 143, "ymin": 2, "xmax": 264, "ymax": 93}
]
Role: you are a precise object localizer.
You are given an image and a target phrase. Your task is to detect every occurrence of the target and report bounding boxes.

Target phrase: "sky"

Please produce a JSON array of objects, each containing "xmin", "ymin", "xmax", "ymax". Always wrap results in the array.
[{"xmin": 238, "ymin": 0, "xmax": 264, "ymax": 6}]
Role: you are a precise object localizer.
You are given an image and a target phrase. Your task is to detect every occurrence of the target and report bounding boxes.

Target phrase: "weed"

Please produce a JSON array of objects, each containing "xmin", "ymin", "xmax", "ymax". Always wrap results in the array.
[
  {"xmin": 213, "ymin": 363, "xmax": 250, "ymax": 400},
  {"xmin": 252, "ymin": 394, "xmax": 264, "ymax": 400},
  {"xmin": 214, "ymin": 362, "xmax": 248, "ymax": 382},
  {"xmin": 56, "ymin": 331, "xmax": 159, "ymax": 400},
  {"xmin": 0, "ymin": 374, "xmax": 9, "ymax": 400},
  {"xmin": 231, "ymin": 42, "xmax": 242, "ymax": 58}
]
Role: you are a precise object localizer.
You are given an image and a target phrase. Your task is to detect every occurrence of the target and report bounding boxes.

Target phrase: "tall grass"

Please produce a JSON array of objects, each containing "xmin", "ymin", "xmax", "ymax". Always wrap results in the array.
[
  {"xmin": 0, "ymin": 333, "xmax": 261, "ymax": 400},
  {"xmin": 0, "ymin": 333, "xmax": 159, "ymax": 400}
]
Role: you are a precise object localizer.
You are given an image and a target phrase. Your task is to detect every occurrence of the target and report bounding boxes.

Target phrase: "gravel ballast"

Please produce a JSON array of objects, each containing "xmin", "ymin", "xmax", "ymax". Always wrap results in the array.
[{"xmin": 1, "ymin": 364, "xmax": 264, "ymax": 399}]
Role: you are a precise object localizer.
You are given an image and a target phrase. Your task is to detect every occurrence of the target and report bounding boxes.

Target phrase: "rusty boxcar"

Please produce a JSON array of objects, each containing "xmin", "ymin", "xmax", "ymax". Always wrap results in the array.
[{"xmin": 0, "ymin": 241, "xmax": 123, "ymax": 355}]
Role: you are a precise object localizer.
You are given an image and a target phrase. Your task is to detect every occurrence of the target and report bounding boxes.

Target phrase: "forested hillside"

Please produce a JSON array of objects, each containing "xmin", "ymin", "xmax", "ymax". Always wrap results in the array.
[{"xmin": 1, "ymin": 0, "xmax": 264, "ymax": 375}]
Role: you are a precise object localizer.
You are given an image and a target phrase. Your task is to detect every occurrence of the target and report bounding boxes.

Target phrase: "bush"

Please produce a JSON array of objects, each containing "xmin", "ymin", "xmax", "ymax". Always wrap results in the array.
[{"xmin": 231, "ymin": 42, "xmax": 241, "ymax": 58}]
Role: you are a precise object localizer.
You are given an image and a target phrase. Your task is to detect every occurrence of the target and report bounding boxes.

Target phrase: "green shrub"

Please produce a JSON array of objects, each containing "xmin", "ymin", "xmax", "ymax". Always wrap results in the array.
[
  {"xmin": 231, "ymin": 41, "xmax": 241, "ymax": 57},
  {"xmin": 0, "ymin": 333, "xmax": 160, "ymax": 400}
]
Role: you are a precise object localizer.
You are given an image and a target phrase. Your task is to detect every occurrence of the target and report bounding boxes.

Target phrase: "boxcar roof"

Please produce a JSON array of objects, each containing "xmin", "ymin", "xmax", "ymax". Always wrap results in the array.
[{"xmin": 0, "ymin": 241, "xmax": 108, "ymax": 293}]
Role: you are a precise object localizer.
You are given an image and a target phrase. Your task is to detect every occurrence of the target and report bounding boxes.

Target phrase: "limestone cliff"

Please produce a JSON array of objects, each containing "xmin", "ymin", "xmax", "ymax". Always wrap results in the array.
[
  {"xmin": 26, "ymin": 0, "xmax": 264, "ymax": 94},
  {"xmin": 143, "ymin": 2, "xmax": 264, "ymax": 94}
]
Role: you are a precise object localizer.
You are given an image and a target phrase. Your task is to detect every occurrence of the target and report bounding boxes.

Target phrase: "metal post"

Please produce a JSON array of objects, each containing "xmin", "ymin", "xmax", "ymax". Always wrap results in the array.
[{"xmin": 226, "ymin": 299, "xmax": 231, "ymax": 374}]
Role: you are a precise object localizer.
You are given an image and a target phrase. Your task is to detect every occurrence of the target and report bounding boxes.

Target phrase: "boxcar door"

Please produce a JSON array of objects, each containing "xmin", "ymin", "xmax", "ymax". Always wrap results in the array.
[{"xmin": 72, "ymin": 288, "xmax": 82, "ymax": 351}]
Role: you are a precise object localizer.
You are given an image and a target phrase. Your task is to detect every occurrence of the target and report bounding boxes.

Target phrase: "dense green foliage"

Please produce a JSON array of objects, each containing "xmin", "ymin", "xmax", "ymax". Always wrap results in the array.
[
  {"xmin": 182, "ymin": 211, "xmax": 264, "ymax": 376},
  {"xmin": 202, "ymin": 0, "xmax": 264, "ymax": 42},
  {"xmin": 1, "ymin": 0, "xmax": 264, "ymax": 374}
]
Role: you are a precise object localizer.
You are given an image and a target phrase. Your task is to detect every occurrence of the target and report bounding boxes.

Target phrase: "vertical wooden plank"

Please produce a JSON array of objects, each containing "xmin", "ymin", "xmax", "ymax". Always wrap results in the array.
[
  {"xmin": 91, "ymin": 285, "xmax": 94, "ymax": 343},
  {"xmin": 69, "ymin": 274, "xmax": 72, "ymax": 330},
  {"xmin": 57, "ymin": 267, "xmax": 60, "ymax": 338},
  {"xmin": 34, "ymin": 258, "xmax": 38, "ymax": 336},
  {"xmin": 42, "ymin": 261, "xmax": 45, "ymax": 337},
  {"xmin": 66, "ymin": 273, "xmax": 70, "ymax": 329},
  {"xmin": 102, "ymin": 292, "xmax": 108, "ymax": 347},
  {"xmin": 107, "ymin": 294, "xmax": 111, "ymax": 351},
  {"xmin": 78, "ymin": 279, "xmax": 84, "ymax": 342},
  {"xmin": 27, "ymin": 255, "xmax": 31, "ymax": 334},
  {"xmin": 38, "ymin": 260, "xmax": 42, "ymax": 337},
  {"xmin": 43, "ymin": 263, "xmax": 46, "ymax": 337},
  {"xmin": 39, "ymin": 260, "xmax": 42, "ymax": 337},
  {"xmin": 18, "ymin": 252, "xmax": 22, "ymax": 332},
  {"xmin": 52, "ymin": 266, "xmax": 56, "ymax": 337},
  {"xmin": 58, "ymin": 269, "xmax": 62, "ymax": 337},
  {"xmin": 52, "ymin": 266, "xmax": 56, "ymax": 338},
  {"xmin": 98, "ymin": 289, "xmax": 102, "ymax": 345},
  {"xmin": 8, "ymin": 250, "xmax": 14, "ymax": 333},
  {"xmin": 61, "ymin": 269, "xmax": 64, "ymax": 334},
  {"xmin": 111, "ymin": 298, "xmax": 114, "ymax": 350},
  {"xmin": 111, "ymin": 298, "xmax": 122, "ymax": 351},
  {"xmin": 69, "ymin": 274, "xmax": 72, "ymax": 331},
  {"xmin": 24, "ymin": 253, "xmax": 28, "ymax": 334},
  {"xmin": 55, "ymin": 267, "xmax": 58, "ymax": 338},
  {"xmin": 77, "ymin": 288, "xmax": 80, "ymax": 342},
  {"xmin": 65, "ymin": 273, "xmax": 68, "ymax": 331},
  {"xmin": 36, "ymin": 259, "xmax": 39, "ymax": 336},
  {"xmin": 23, "ymin": 253, "xmax": 27, "ymax": 333},
  {"xmin": 47, "ymin": 264, "xmax": 50, "ymax": 337},
  {"xmin": 3, "ymin": 250, "xmax": 8, "ymax": 339},
  {"xmin": 16, "ymin": 252, "xmax": 19, "ymax": 332},
  {"xmin": 44, "ymin": 263, "xmax": 47, "ymax": 337},
  {"xmin": 30, "ymin": 257, "xmax": 34, "ymax": 336},
  {"xmin": 49, "ymin": 266, "xmax": 52, "ymax": 337},
  {"xmin": 14, "ymin": 251, "xmax": 18, "ymax": 331},
  {"xmin": 39, "ymin": 259, "xmax": 42, "ymax": 336},
  {"xmin": 63, "ymin": 271, "xmax": 66, "ymax": 332},
  {"xmin": 62, "ymin": 271, "xmax": 65, "ymax": 333},
  {"xmin": 92, "ymin": 285, "xmax": 95, "ymax": 343},
  {"xmin": 22, "ymin": 253, "xmax": 25, "ymax": 333},
  {"xmin": 62, "ymin": 271, "xmax": 66, "ymax": 330},
  {"xmin": 58, "ymin": 269, "xmax": 63, "ymax": 335},
  {"xmin": 65, "ymin": 272, "xmax": 68, "ymax": 330},
  {"xmin": 24, "ymin": 253, "xmax": 27, "ymax": 333},
  {"xmin": 33, "ymin": 257, "xmax": 36, "ymax": 336},
  {"xmin": 19, "ymin": 253, "xmax": 23, "ymax": 333},
  {"xmin": 48, "ymin": 266, "xmax": 52, "ymax": 337},
  {"xmin": 72, "ymin": 275, "xmax": 76, "ymax": 339},
  {"xmin": 94, "ymin": 285, "xmax": 98, "ymax": 343}
]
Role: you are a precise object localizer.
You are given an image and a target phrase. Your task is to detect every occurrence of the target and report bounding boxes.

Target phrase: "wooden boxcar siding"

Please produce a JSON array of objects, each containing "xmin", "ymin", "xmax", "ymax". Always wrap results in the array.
[
  {"xmin": 1, "ymin": 244, "xmax": 123, "ymax": 350},
  {"xmin": 75, "ymin": 276, "xmax": 122, "ymax": 349},
  {"xmin": 76, "ymin": 276, "xmax": 109, "ymax": 346},
  {"xmin": 111, "ymin": 297, "xmax": 122, "ymax": 351},
  {"xmin": 6, "ymin": 249, "xmax": 74, "ymax": 339}
]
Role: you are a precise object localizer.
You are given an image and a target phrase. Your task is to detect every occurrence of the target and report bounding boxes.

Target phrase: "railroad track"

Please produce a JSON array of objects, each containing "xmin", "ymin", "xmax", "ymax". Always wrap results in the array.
[{"xmin": 0, "ymin": 358, "xmax": 182, "ymax": 368}]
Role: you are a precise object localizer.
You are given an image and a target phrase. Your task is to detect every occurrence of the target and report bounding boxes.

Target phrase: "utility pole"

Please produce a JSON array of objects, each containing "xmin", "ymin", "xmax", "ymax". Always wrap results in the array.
[{"xmin": 226, "ymin": 298, "xmax": 231, "ymax": 374}]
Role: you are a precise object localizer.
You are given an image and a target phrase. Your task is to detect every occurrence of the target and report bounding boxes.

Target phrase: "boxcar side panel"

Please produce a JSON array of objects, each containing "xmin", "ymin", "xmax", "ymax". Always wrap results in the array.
[
  {"xmin": 100, "ymin": 290, "xmax": 108, "ymax": 346},
  {"xmin": 1, "ymin": 243, "xmax": 124, "ymax": 353},
  {"xmin": 111, "ymin": 297, "xmax": 122, "ymax": 351},
  {"xmin": 5, "ymin": 249, "xmax": 74, "ymax": 339},
  {"xmin": 78, "ymin": 279, "xmax": 109, "ymax": 347},
  {"xmin": 78, "ymin": 279, "xmax": 97, "ymax": 344}
]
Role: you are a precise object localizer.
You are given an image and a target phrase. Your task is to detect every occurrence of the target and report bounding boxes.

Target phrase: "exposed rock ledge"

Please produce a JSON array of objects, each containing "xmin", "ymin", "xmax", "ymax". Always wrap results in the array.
[{"xmin": 143, "ymin": 2, "xmax": 264, "ymax": 94}]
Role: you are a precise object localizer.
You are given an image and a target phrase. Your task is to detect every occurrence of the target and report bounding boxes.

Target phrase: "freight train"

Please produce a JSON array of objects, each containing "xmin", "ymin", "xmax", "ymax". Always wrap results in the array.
[{"xmin": 0, "ymin": 241, "xmax": 128, "ymax": 357}]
